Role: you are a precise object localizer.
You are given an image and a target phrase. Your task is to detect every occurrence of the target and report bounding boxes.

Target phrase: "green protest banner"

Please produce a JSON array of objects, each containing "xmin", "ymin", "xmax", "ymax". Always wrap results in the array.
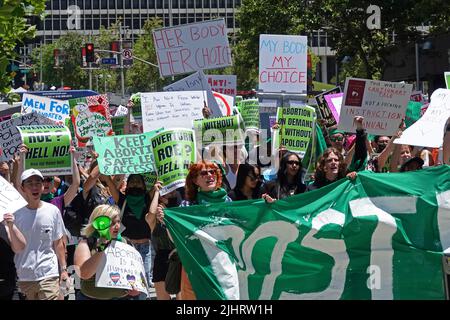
[
  {"xmin": 111, "ymin": 116, "xmax": 126, "ymax": 135},
  {"xmin": 164, "ymin": 165, "xmax": 450, "ymax": 300},
  {"xmin": 274, "ymin": 106, "xmax": 315, "ymax": 157},
  {"xmin": 405, "ymin": 101, "xmax": 423, "ymax": 128},
  {"xmin": 151, "ymin": 129, "xmax": 196, "ymax": 195},
  {"xmin": 93, "ymin": 129, "xmax": 162, "ymax": 175},
  {"xmin": 18, "ymin": 125, "xmax": 72, "ymax": 176},
  {"xmin": 193, "ymin": 114, "xmax": 245, "ymax": 147},
  {"xmin": 240, "ymin": 99, "xmax": 260, "ymax": 131}
]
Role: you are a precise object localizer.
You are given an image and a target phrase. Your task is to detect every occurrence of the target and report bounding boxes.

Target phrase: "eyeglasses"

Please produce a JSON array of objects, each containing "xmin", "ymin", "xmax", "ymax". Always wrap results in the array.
[
  {"xmin": 330, "ymin": 136, "xmax": 344, "ymax": 142},
  {"xmin": 199, "ymin": 169, "xmax": 216, "ymax": 177},
  {"xmin": 247, "ymin": 174, "xmax": 260, "ymax": 181},
  {"xmin": 287, "ymin": 160, "xmax": 300, "ymax": 166}
]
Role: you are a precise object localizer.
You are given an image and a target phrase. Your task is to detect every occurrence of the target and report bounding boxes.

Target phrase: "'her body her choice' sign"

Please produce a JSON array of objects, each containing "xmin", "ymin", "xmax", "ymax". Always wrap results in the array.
[
  {"xmin": 151, "ymin": 129, "xmax": 196, "ymax": 195},
  {"xmin": 141, "ymin": 91, "xmax": 205, "ymax": 133},
  {"xmin": 395, "ymin": 89, "xmax": 450, "ymax": 148},
  {"xmin": 18, "ymin": 125, "xmax": 72, "ymax": 176},
  {"xmin": 0, "ymin": 112, "xmax": 55, "ymax": 162},
  {"xmin": 153, "ymin": 18, "xmax": 232, "ymax": 77},
  {"xmin": 0, "ymin": 176, "xmax": 28, "ymax": 220},
  {"xmin": 93, "ymin": 129, "xmax": 162, "ymax": 175},
  {"xmin": 338, "ymin": 78, "xmax": 413, "ymax": 135},
  {"xmin": 21, "ymin": 94, "xmax": 70, "ymax": 122},
  {"xmin": 96, "ymin": 240, "xmax": 149, "ymax": 296},
  {"xmin": 259, "ymin": 34, "xmax": 308, "ymax": 94}
]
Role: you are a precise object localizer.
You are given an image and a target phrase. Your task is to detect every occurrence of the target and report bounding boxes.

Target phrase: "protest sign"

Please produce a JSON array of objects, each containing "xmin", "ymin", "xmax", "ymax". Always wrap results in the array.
[
  {"xmin": 445, "ymin": 72, "xmax": 450, "ymax": 89},
  {"xmin": 395, "ymin": 88, "xmax": 450, "ymax": 147},
  {"xmin": 96, "ymin": 240, "xmax": 149, "ymax": 295},
  {"xmin": 206, "ymin": 74, "xmax": 237, "ymax": 102},
  {"xmin": 130, "ymin": 93, "xmax": 142, "ymax": 120},
  {"xmin": 235, "ymin": 95, "xmax": 243, "ymax": 111},
  {"xmin": 338, "ymin": 78, "xmax": 413, "ymax": 135},
  {"xmin": 273, "ymin": 106, "xmax": 315, "ymax": 157},
  {"xmin": 0, "ymin": 112, "xmax": 55, "ymax": 162},
  {"xmin": 93, "ymin": 129, "xmax": 162, "ymax": 175},
  {"xmin": 410, "ymin": 91, "xmax": 424, "ymax": 103},
  {"xmin": 141, "ymin": 91, "xmax": 204, "ymax": 133},
  {"xmin": 151, "ymin": 129, "xmax": 196, "ymax": 195},
  {"xmin": 21, "ymin": 93, "xmax": 70, "ymax": 122},
  {"xmin": 114, "ymin": 105, "xmax": 128, "ymax": 117},
  {"xmin": 0, "ymin": 176, "xmax": 27, "ymax": 220},
  {"xmin": 74, "ymin": 146, "xmax": 93, "ymax": 168},
  {"xmin": 404, "ymin": 101, "xmax": 423, "ymax": 128},
  {"xmin": 194, "ymin": 114, "xmax": 244, "ymax": 147},
  {"xmin": 164, "ymin": 70, "xmax": 223, "ymax": 117},
  {"xmin": 153, "ymin": 18, "xmax": 232, "ymax": 77},
  {"xmin": 142, "ymin": 172, "xmax": 158, "ymax": 191},
  {"xmin": 111, "ymin": 116, "xmax": 126, "ymax": 135},
  {"xmin": 259, "ymin": 34, "xmax": 308, "ymax": 94},
  {"xmin": 164, "ymin": 165, "xmax": 450, "ymax": 300},
  {"xmin": 240, "ymin": 99, "xmax": 260, "ymax": 132},
  {"xmin": 324, "ymin": 92, "xmax": 343, "ymax": 124},
  {"xmin": 213, "ymin": 91, "xmax": 233, "ymax": 116},
  {"xmin": 314, "ymin": 87, "xmax": 341, "ymax": 128},
  {"xmin": 69, "ymin": 94, "xmax": 113, "ymax": 147},
  {"xmin": 18, "ymin": 125, "xmax": 72, "ymax": 176}
]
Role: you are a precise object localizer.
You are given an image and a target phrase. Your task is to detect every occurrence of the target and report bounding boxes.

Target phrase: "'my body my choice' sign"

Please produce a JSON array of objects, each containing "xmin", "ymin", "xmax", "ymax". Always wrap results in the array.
[{"xmin": 153, "ymin": 19, "xmax": 232, "ymax": 77}]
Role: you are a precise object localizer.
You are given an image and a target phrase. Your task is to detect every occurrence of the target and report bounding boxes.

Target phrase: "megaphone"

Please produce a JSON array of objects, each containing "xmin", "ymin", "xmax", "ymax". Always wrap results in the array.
[{"xmin": 92, "ymin": 216, "xmax": 112, "ymax": 240}]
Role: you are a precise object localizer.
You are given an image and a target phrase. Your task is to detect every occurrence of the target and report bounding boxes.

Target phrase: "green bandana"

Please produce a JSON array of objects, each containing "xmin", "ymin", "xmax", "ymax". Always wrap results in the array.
[
  {"xmin": 41, "ymin": 193, "xmax": 55, "ymax": 202},
  {"xmin": 126, "ymin": 195, "xmax": 146, "ymax": 219},
  {"xmin": 196, "ymin": 188, "xmax": 228, "ymax": 205}
]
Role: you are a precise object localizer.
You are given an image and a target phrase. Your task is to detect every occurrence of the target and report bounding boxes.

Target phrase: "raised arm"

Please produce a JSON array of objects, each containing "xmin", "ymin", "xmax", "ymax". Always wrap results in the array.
[
  {"xmin": 3, "ymin": 213, "xmax": 26, "ymax": 253},
  {"xmin": 101, "ymin": 174, "xmax": 120, "ymax": 205},
  {"xmin": 63, "ymin": 146, "xmax": 81, "ymax": 206},
  {"xmin": 145, "ymin": 181, "xmax": 162, "ymax": 232}
]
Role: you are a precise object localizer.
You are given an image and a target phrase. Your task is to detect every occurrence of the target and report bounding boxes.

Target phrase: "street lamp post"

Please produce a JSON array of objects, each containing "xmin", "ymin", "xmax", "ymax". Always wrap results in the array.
[{"xmin": 415, "ymin": 42, "xmax": 420, "ymax": 91}]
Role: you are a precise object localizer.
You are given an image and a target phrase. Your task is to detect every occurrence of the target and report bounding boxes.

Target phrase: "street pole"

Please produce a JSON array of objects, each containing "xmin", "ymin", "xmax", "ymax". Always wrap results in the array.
[
  {"xmin": 415, "ymin": 42, "xmax": 420, "ymax": 91},
  {"xmin": 119, "ymin": 23, "xmax": 125, "ymax": 100},
  {"xmin": 89, "ymin": 62, "xmax": 92, "ymax": 90},
  {"xmin": 40, "ymin": 41, "xmax": 43, "ymax": 89}
]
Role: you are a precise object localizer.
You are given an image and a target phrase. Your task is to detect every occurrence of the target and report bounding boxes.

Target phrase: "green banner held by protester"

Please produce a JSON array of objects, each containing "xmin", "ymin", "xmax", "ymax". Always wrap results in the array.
[
  {"xmin": 239, "ymin": 99, "xmax": 260, "ymax": 131},
  {"xmin": 164, "ymin": 165, "xmax": 450, "ymax": 300},
  {"xmin": 18, "ymin": 125, "xmax": 72, "ymax": 176},
  {"xmin": 405, "ymin": 101, "xmax": 423, "ymax": 128},
  {"xmin": 193, "ymin": 114, "xmax": 245, "ymax": 146},
  {"xmin": 93, "ymin": 129, "xmax": 161, "ymax": 175},
  {"xmin": 111, "ymin": 116, "xmax": 126, "ymax": 135},
  {"xmin": 151, "ymin": 129, "xmax": 196, "ymax": 195},
  {"xmin": 274, "ymin": 106, "xmax": 316, "ymax": 157}
]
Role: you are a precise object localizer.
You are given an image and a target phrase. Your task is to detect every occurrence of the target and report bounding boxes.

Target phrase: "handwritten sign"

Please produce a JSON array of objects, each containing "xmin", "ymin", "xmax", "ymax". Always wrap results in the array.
[
  {"xmin": 0, "ymin": 112, "xmax": 55, "ymax": 162},
  {"xmin": 338, "ymin": 78, "xmax": 413, "ymax": 135},
  {"xmin": 141, "ymin": 91, "xmax": 204, "ymax": 133},
  {"xmin": 153, "ymin": 18, "xmax": 232, "ymax": 77},
  {"xmin": 0, "ymin": 176, "xmax": 27, "ymax": 220},
  {"xmin": 314, "ymin": 87, "xmax": 341, "ymax": 128},
  {"xmin": 193, "ymin": 114, "xmax": 245, "ymax": 146},
  {"xmin": 240, "ymin": 99, "xmax": 260, "ymax": 131},
  {"xmin": 21, "ymin": 94, "xmax": 70, "ymax": 122},
  {"xmin": 96, "ymin": 240, "xmax": 149, "ymax": 295},
  {"xmin": 324, "ymin": 92, "xmax": 343, "ymax": 124},
  {"xmin": 206, "ymin": 75, "xmax": 237, "ymax": 102},
  {"xmin": 259, "ymin": 34, "xmax": 308, "ymax": 94},
  {"xmin": 394, "ymin": 88, "xmax": 450, "ymax": 148}
]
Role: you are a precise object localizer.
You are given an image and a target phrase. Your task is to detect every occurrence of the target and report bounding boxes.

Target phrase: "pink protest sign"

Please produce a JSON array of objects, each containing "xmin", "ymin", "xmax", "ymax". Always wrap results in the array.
[
  {"xmin": 153, "ymin": 19, "xmax": 232, "ymax": 78},
  {"xmin": 324, "ymin": 92, "xmax": 343, "ymax": 124}
]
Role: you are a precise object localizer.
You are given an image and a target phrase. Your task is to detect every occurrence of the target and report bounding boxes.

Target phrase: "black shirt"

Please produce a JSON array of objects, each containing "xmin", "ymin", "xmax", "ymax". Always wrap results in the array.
[{"xmin": 118, "ymin": 193, "xmax": 152, "ymax": 240}]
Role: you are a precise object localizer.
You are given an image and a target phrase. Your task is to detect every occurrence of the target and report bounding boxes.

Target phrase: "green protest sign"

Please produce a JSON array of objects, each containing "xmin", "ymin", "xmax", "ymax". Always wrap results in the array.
[
  {"xmin": 18, "ymin": 125, "xmax": 72, "ymax": 176},
  {"xmin": 240, "ymin": 99, "xmax": 260, "ymax": 131},
  {"xmin": 445, "ymin": 72, "xmax": 450, "ymax": 89},
  {"xmin": 274, "ymin": 106, "xmax": 315, "ymax": 157},
  {"xmin": 93, "ymin": 129, "xmax": 162, "ymax": 175},
  {"xmin": 151, "ymin": 129, "xmax": 196, "ymax": 195},
  {"xmin": 193, "ymin": 114, "xmax": 245, "ymax": 147},
  {"xmin": 142, "ymin": 171, "xmax": 158, "ymax": 191},
  {"xmin": 111, "ymin": 116, "xmax": 126, "ymax": 135},
  {"xmin": 405, "ymin": 101, "xmax": 423, "ymax": 128},
  {"xmin": 235, "ymin": 95, "xmax": 243, "ymax": 112},
  {"xmin": 164, "ymin": 165, "xmax": 450, "ymax": 300}
]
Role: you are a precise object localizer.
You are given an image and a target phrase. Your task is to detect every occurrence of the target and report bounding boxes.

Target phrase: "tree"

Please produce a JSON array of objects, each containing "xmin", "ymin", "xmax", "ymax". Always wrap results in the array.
[{"xmin": 0, "ymin": 0, "xmax": 46, "ymax": 94}]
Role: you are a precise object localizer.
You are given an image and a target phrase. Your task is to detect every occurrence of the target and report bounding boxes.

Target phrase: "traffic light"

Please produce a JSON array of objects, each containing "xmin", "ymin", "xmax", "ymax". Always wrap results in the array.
[{"xmin": 85, "ymin": 43, "xmax": 95, "ymax": 63}]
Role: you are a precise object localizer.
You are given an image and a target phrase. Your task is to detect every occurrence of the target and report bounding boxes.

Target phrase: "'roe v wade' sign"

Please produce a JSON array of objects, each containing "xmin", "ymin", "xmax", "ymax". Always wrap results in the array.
[
  {"xmin": 259, "ymin": 34, "xmax": 308, "ymax": 94},
  {"xmin": 153, "ymin": 19, "xmax": 232, "ymax": 77}
]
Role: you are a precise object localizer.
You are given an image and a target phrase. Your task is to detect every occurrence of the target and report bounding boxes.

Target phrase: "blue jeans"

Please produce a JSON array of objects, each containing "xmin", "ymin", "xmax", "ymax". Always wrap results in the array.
[{"xmin": 133, "ymin": 241, "xmax": 156, "ymax": 299}]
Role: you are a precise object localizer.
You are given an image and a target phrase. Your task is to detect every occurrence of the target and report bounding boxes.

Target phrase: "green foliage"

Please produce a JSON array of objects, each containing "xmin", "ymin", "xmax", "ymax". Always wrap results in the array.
[{"xmin": 0, "ymin": 0, "xmax": 46, "ymax": 94}]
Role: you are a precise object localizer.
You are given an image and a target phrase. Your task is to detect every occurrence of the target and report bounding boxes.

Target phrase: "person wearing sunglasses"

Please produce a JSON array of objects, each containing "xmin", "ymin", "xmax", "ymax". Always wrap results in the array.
[
  {"xmin": 157, "ymin": 161, "xmax": 232, "ymax": 300},
  {"xmin": 228, "ymin": 163, "xmax": 262, "ymax": 201},
  {"xmin": 328, "ymin": 129, "xmax": 346, "ymax": 155},
  {"xmin": 261, "ymin": 152, "xmax": 306, "ymax": 202}
]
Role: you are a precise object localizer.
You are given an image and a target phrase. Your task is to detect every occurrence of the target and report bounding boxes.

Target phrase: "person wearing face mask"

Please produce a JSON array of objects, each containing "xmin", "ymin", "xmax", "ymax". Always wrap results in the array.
[{"xmin": 105, "ymin": 174, "xmax": 154, "ymax": 296}]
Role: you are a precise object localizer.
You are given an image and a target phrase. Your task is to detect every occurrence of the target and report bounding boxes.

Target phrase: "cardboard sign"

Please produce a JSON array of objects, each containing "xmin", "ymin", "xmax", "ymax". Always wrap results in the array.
[
  {"xmin": 324, "ymin": 92, "xmax": 343, "ymax": 124},
  {"xmin": 151, "ymin": 129, "xmax": 196, "ymax": 195},
  {"xmin": 206, "ymin": 75, "xmax": 237, "ymax": 103},
  {"xmin": 395, "ymin": 88, "xmax": 450, "ymax": 148},
  {"xmin": 21, "ymin": 94, "xmax": 70, "ymax": 122},
  {"xmin": 153, "ymin": 18, "xmax": 232, "ymax": 77},
  {"xmin": 259, "ymin": 34, "xmax": 308, "ymax": 94},
  {"xmin": 194, "ymin": 114, "xmax": 245, "ymax": 146},
  {"xmin": 96, "ymin": 240, "xmax": 149, "ymax": 296},
  {"xmin": 0, "ymin": 176, "xmax": 27, "ymax": 219},
  {"xmin": 111, "ymin": 116, "xmax": 126, "ymax": 136},
  {"xmin": 240, "ymin": 99, "xmax": 260, "ymax": 131},
  {"xmin": 18, "ymin": 125, "xmax": 72, "ymax": 176},
  {"xmin": 314, "ymin": 87, "xmax": 341, "ymax": 128},
  {"xmin": 141, "ymin": 91, "xmax": 204, "ymax": 133},
  {"xmin": 93, "ymin": 129, "xmax": 162, "ymax": 175},
  {"xmin": 338, "ymin": 78, "xmax": 413, "ymax": 135},
  {"xmin": 213, "ymin": 91, "xmax": 233, "ymax": 116},
  {"xmin": 164, "ymin": 70, "xmax": 223, "ymax": 117},
  {"xmin": 0, "ymin": 112, "xmax": 55, "ymax": 162}
]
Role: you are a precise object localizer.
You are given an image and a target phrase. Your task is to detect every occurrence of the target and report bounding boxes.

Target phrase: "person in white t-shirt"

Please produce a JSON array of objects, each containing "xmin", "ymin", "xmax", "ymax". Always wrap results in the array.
[{"xmin": 13, "ymin": 168, "xmax": 68, "ymax": 300}]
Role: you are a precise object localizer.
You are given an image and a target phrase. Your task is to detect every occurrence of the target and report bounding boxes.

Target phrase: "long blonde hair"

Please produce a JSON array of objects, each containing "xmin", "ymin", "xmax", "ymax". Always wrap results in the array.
[{"xmin": 81, "ymin": 204, "xmax": 120, "ymax": 238}]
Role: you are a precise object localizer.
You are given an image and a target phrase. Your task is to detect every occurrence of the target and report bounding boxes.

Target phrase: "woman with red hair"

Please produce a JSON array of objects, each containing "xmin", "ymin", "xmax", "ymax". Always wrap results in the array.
[{"xmin": 157, "ymin": 161, "xmax": 232, "ymax": 300}]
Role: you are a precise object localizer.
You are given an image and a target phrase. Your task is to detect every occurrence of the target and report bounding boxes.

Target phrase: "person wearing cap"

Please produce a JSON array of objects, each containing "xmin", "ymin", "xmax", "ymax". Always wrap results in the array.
[{"xmin": 12, "ymin": 168, "xmax": 68, "ymax": 300}]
